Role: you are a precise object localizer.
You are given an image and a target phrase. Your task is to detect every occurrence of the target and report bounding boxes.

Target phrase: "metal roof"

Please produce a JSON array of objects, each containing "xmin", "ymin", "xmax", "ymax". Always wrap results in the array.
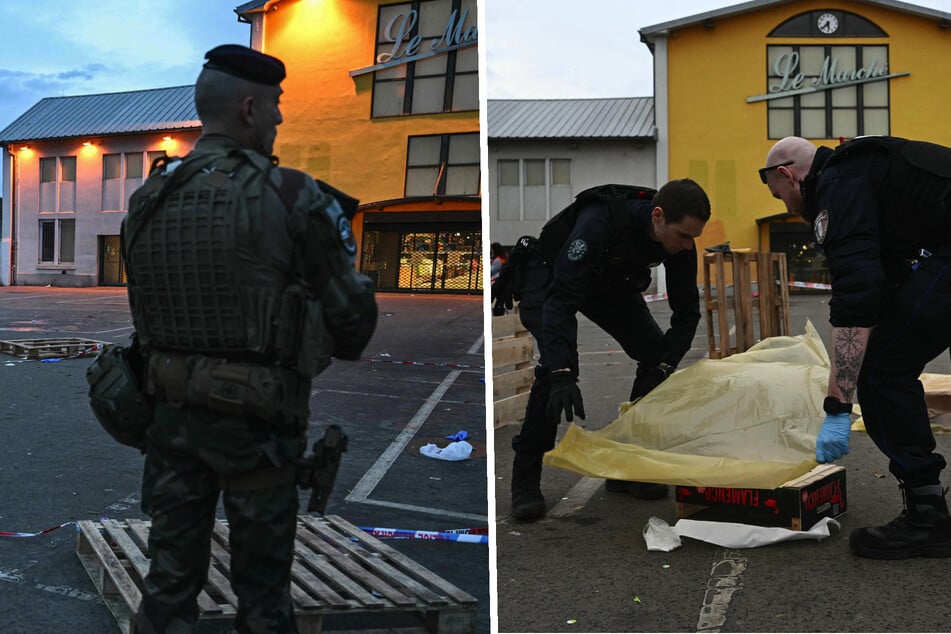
[
  {"xmin": 0, "ymin": 85, "xmax": 200, "ymax": 145},
  {"xmin": 639, "ymin": 0, "xmax": 951, "ymax": 38},
  {"xmin": 487, "ymin": 98, "xmax": 655, "ymax": 140}
]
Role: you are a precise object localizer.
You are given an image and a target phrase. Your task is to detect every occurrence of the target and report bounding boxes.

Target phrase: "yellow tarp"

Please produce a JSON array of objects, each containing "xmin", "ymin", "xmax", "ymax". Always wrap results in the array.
[{"xmin": 544, "ymin": 320, "xmax": 830, "ymax": 489}]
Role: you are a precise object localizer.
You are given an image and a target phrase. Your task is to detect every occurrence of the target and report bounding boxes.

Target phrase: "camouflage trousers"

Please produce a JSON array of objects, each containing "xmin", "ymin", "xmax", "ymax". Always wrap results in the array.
[{"xmin": 134, "ymin": 404, "xmax": 303, "ymax": 634}]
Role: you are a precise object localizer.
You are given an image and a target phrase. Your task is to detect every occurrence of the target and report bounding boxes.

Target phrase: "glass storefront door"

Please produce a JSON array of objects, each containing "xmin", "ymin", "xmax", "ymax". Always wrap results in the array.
[
  {"xmin": 362, "ymin": 226, "xmax": 482, "ymax": 293},
  {"xmin": 98, "ymin": 235, "xmax": 127, "ymax": 286}
]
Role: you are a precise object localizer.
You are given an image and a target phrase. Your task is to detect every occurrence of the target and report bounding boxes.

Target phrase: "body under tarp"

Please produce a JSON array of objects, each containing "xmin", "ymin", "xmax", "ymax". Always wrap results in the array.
[{"xmin": 545, "ymin": 320, "xmax": 831, "ymax": 489}]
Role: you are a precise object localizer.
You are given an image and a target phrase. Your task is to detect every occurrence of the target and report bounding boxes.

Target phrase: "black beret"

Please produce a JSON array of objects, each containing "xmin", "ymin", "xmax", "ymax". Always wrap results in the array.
[{"xmin": 203, "ymin": 44, "xmax": 286, "ymax": 86}]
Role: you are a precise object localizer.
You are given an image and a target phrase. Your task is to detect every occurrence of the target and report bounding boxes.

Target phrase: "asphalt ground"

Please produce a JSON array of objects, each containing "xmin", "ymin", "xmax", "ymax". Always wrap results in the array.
[
  {"xmin": 0, "ymin": 288, "xmax": 489, "ymax": 633},
  {"xmin": 494, "ymin": 291, "xmax": 951, "ymax": 633}
]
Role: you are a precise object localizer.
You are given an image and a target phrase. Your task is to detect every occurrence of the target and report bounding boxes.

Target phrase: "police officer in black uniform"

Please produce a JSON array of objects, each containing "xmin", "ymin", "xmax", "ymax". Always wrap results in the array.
[
  {"xmin": 762, "ymin": 135, "xmax": 951, "ymax": 559},
  {"xmin": 495, "ymin": 179, "xmax": 711, "ymax": 521}
]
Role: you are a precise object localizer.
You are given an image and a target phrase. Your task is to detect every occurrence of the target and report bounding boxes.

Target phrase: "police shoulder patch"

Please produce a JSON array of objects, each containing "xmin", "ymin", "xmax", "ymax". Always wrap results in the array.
[
  {"xmin": 814, "ymin": 210, "xmax": 829, "ymax": 245},
  {"xmin": 566, "ymin": 238, "xmax": 588, "ymax": 262},
  {"xmin": 337, "ymin": 215, "xmax": 357, "ymax": 256}
]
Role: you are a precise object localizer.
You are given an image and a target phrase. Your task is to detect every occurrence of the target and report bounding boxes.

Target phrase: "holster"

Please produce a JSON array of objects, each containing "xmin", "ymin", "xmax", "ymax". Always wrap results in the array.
[{"xmin": 146, "ymin": 351, "xmax": 309, "ymax": 427}]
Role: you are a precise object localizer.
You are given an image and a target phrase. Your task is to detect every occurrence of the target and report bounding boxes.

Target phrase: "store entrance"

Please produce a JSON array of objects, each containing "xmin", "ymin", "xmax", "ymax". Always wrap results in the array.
[
  {"xmin": 98, "ymin": 235, "xmax": 127, "ymax": 286},
  {"xmin": 361, "ymin": 226, "xmax": 482, "ymax": 293},
  {"xmin": 769, "ymin": 222, "xmax": 829, "ymax": 288}
]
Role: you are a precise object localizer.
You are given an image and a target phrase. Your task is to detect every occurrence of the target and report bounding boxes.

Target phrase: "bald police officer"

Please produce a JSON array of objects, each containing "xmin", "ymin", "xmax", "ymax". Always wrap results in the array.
[
  {"xmin": 124, "ymin": 45, "xmax": 377, "ymax": 632},
  {"xmin": 761, "ymin": 135, "xmax": 951, "ymax": 559}
]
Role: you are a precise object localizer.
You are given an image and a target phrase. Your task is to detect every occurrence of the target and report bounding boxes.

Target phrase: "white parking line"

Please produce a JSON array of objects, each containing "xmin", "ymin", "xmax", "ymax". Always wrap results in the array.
[
  {"xmin": 548, "ymin": 476, "xmax": 604, "ymax": 518},
  {"xmin": 347, "ymin": 369, "xmax": 461, "ymax": 502},
  {"xmin": 346, "ymin": 337, "xmax": 488, "ymax": 522},
  {"xmin": 0, "ymin": 294, "xmax": 50, "ymax": 303}
]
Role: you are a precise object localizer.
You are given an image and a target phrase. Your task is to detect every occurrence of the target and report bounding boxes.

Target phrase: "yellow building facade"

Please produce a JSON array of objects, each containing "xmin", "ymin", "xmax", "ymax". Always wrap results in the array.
[
  {"xmin": 642, "ymin": 0, "xmax": 951, "ymax": 285},
  {"xmin": 238, "ymin": 0, "xmax": 481, "ymax": 293}
]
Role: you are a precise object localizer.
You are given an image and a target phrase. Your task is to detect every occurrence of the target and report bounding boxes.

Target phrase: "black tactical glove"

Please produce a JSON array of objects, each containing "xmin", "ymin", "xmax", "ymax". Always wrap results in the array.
[
  {"xmin": 630, "ymin": 363, "xmax": 674, "ymax": 401},
  {"xmin": 547, "ymin": 370, "xmax": 585, "ymax": 423},
  {"xmin": 491, "ymin": 262, "xmax": 515, "ymax": 316}
]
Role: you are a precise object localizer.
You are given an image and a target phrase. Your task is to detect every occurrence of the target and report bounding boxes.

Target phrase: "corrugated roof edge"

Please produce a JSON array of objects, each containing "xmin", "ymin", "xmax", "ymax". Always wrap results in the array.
[
  {"xmin": 0, "ymin": 85, "xmax": 199, "ymax": 145},
  {"xmin": 639, "ymin": 0, "xmax": 951, "ymax": 37}
]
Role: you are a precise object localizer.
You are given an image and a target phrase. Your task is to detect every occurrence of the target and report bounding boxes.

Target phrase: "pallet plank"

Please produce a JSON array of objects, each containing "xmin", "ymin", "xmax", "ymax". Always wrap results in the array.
[
  {"xmin": 299, "ymin": 517, "xmax": 428, "ymax": 606},
  {"xmin": 323, "ymin": 516, "xmax": 478, "ymax": 606},
  {"xmin": 77, "ymin": 516, "xmax": 476, "ymax": 633},
  {"xmin": 293, "ymin": 540, "xmax": 386, "ymax": 608}
]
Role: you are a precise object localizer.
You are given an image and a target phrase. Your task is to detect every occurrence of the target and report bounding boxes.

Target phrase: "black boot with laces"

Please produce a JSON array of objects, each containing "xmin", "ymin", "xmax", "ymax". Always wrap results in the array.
[{"xmin": 849, "ymin": 483, "xmax": 951, "ymax": 559}]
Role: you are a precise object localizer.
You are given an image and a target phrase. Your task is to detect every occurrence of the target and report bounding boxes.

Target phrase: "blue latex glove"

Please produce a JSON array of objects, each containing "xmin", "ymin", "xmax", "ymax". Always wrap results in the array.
[{"xmin": 816, "ymin": 413, "xmax": 851, "ymax": 463}]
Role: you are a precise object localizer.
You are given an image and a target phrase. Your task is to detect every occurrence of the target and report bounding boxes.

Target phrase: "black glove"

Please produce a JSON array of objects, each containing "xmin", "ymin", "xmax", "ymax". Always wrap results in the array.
[
  {"xmin": 547, "ymin": 371, "xmax": 585, "ymax": 423},
  {"xmin": 630, "ymin": 363, "xmax": 674, "ymax": 401},
  {"xmin": 491, "ymin": 262, "xmax": 515, "ymax": 315}
]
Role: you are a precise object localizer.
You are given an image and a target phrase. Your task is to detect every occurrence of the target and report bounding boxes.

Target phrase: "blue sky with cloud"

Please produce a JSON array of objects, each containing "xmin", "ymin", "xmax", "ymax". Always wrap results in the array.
[{"xmin": 0, "ymin": 1, "xmax": 250, "ymax": 133}]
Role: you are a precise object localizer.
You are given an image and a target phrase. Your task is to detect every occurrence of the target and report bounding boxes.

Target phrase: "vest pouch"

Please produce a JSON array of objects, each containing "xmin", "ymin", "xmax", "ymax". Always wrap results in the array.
[
  {"xmin": 296, "ymin": 298, "xmax": 334, "ymax": 378},
  {"xmin": 87, "ymin": 344, "xmax": 151, "ymax": 450},
  {"xmin": 148, "ymin": 351, "xmax": 300, "ymax": 427},
  {"xmin": 274, "ymin": 284, "xmax": 306, "ymax": 366}
]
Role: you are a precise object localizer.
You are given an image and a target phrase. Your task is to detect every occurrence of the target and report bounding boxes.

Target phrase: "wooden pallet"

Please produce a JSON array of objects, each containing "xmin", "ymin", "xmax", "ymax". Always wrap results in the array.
[
  {"xmin": 76, "ymin": 515, "xmax": 478, "ymax": 634},
  {"xmin": 0, "ymin": 337, "xmax": 109, "ymax": 360},
  {"xmin": 491, "ymin": 309, "xmax": 535, "ymax": 429}
]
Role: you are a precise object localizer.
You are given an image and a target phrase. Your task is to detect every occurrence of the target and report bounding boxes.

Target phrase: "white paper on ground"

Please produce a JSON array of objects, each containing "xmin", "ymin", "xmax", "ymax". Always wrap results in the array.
[
  {"xmin": 643, "ymin": 515, "xmax": 840, "ymax": 551},
  {"xmin": 643, "ymin": 516, "xmax": 682, "ymax": 552},
  {"xmin": 419, "ymin": 440, "xmax": 473, "ymax": 461}
]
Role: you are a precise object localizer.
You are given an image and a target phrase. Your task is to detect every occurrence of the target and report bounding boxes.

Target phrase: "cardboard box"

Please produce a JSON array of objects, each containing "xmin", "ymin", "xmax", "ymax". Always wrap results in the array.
[{"xmin": 675, "ymin": 464, "xmax": 847, "ymax": 531}]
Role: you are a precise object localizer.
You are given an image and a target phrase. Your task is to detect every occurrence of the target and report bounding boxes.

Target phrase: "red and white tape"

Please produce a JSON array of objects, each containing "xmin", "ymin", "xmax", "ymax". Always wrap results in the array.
[
  {"xmin": 0, "ymin": 521, "xmax": 76, "ymax": 538},
  {"xmin": 787, "ymin": 280, "xmax": 832, "ymax": 290}
]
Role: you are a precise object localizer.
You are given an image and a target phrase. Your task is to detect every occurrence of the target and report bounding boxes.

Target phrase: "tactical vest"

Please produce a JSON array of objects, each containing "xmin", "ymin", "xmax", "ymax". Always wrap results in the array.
[
  {"xmin": 818, "ymin": 136, "xmax": 951, "ymax": 250},
  {"xmin": 536, "ymin": 184, "xmax": 657, "ymax": 264},
  {"xmin": 123, "ymin": 149, "xmax": 327, "ymax": 374}
]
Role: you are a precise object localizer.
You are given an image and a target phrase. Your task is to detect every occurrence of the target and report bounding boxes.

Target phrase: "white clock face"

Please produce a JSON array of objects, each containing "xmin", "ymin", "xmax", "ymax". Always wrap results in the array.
[{"xmin": 818, "ymin": 12, "xmax": 839, "ymax": 34}]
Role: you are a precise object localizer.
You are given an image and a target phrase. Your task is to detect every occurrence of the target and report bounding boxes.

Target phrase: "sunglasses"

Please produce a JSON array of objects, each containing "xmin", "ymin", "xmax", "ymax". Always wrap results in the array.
[{"xmin": 758, "ymin": 160, "xmax": 794, "ymax": 184}]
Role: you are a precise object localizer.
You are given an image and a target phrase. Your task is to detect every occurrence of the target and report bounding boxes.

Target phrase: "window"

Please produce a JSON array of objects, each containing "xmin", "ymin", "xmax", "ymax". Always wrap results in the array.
[
  {"xmin": 103, "ymin": 151, "xmax": 159, "ymax": 211},
  {"xmin": 39, "ymin": 218, "xmax": 75, "ymax": 264},
  {"xmin": 372, "ymin": 0, "xmax": 478, "ymax": 117},
  {"xmin": 766, "ymin": 44, "xmax": 890, "ymax": 139},
  {"xmin": 405, "ymin": 132, "xmax": 480, "ymax": 196},
  {"xmin": 496, "ymin": 158, "xmax": 572, "ymax": 221},
  {"xmin": 39, "ymin": 156, "xmax": 76, "ymax": 212}
]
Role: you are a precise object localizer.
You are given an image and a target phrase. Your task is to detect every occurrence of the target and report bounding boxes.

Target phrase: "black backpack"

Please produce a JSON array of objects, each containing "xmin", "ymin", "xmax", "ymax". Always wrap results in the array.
[
  {"xmin": 821, "ymin": 137, "xmax": 951, "ymax": 249},
  {"xmin": 535, "ymin": 184, "xmax": 656, "ymax": 264}
]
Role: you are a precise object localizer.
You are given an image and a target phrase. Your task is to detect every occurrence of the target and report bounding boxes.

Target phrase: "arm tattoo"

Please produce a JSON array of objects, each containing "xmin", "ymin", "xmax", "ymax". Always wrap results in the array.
[{"xmin": 831, "ymin": 327, "xmax": 870, "ymax": 402}]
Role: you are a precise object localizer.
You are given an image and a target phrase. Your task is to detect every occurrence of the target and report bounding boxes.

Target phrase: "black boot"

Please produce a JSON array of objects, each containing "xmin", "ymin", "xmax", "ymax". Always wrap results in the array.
[
  {"xmin": 850, "ymin": 484, "xmax": 951, "ymax": 559},
  {"xmin": 605, "ymin": 479, "xmax": 669, "ymax": 500},
  {"xmin": 511, "ymin": 452, "xmax": 546, "ymax": 521}
]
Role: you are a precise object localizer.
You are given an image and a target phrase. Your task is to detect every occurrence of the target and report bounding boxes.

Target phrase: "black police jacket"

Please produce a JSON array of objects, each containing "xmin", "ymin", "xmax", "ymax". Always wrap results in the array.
[
  {"xmin": 541, "ymin": 197, "xmax": 700, "ymax": 372},
  {"xmin": 806, "ymin": 143, "xmax": 948, "ymax": 328}
]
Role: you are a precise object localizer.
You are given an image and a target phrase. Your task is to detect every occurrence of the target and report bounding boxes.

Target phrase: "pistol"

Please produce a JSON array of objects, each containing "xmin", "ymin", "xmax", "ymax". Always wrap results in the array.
[{"xmin": 297, "ymin": 425, "xmax": 349, "ymax": 514}]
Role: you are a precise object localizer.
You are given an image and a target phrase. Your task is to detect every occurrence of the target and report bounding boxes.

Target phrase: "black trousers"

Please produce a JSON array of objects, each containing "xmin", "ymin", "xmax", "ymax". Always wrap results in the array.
[
  {"xmin": 858, "ymin": 255, "xmax": 951, "ymax": 486},
  {"xmin": 512, "ymin": 262, "xmax": 664, "ymax": 455}
]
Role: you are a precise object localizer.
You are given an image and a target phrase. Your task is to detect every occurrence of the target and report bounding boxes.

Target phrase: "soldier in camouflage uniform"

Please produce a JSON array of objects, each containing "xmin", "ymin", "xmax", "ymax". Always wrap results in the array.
[{"xmin": 122, "ymin": 45, "xmax": 378, "ymax": 633}]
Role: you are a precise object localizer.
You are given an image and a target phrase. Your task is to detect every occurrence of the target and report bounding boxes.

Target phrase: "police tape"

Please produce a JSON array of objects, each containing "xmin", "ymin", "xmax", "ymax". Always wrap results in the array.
[
  {"xmin": 787, "ymin": 280, "xmax": 832, "ymax": 290},
  {"xmin": 66, "ymin": 343, "xmax": 107, "ymax": 359},
  {"xmin": 361, "ymin": 357, "xmax": 485, "ymax": 370},
  {"xmin": 0, "ymin": 521, "xmax": 76, "ymax": 538},
  {"xmin": 644, "ymin": 279, "xmax": 831, "ymax": 303},
  {"xmin": 358, "ymin": 526, "xmax": 488, "ymax": 544}
]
